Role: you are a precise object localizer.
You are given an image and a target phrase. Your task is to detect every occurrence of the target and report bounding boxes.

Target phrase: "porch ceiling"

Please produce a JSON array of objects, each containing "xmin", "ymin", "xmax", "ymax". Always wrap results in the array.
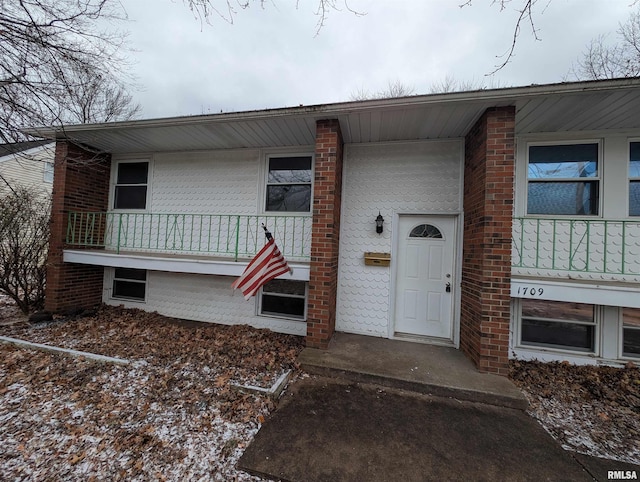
[{"xmin": 25, "ymin": 78, "xmax": 640, "ymax": 155}]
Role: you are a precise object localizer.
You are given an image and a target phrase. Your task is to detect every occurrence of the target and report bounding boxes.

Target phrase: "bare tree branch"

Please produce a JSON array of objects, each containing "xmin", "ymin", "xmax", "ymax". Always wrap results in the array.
[
  {"xmin": 350, "ymin": 75, "xmax": 507, "ymax": 101},
  {"xmin": 428, "ymin": 75, "xmax": 506, "ymax": 93},
  {"xmin": 0, "ymin": 0, "xmax": 140, "ymax": 194},
  {"xmin": 349, "ymin": 80, "xmax": 415, "ymax": 101},
  {"xmin": 570, "ymin": 7, "xmax": 640, "ymax": 80},
  {"xmin": 183, "ymin": 0, "xmax": 364, "ymax": 33},
  {"xmin": 0, "ymin": 0, "xmax": 138, "ymax": 146},
  {"xmin": 460, "ymin": 0, "xmax": 545, "ymax": 74}
]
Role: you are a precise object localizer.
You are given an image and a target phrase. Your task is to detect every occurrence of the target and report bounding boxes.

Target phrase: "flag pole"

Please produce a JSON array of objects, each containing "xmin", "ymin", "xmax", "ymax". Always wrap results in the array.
[
  {"xmin": 261, "ymin": 223, "xmax": 292, "ymax": 274},
  {"xmin": 261, "ymin": 223, "xmax": 273, "ymax": 241}
]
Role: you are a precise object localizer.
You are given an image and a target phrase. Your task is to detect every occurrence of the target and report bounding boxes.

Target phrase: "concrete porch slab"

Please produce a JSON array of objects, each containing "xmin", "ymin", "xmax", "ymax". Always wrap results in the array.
[{"xmin": 298, "ymin": 332, "xmax": 527, "ymax": 410}]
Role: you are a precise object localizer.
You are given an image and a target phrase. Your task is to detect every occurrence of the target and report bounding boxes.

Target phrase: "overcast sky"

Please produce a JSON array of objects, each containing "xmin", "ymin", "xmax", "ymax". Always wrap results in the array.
[{"xmin": 117, "ymin": 0, "xmax": 633, "ymax": 120}]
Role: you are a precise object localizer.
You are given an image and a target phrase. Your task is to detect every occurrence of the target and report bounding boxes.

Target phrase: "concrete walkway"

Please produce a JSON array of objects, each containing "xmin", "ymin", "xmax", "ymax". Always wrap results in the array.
[
  {"xmin": 240, "ymin": 334, "xmax": 640, "ymax": 481},
  {"xmin": 239, "ymin": 378, "xmax": 640, "ymax": 482},
  {"xmin": 298, "ymin": 333, "xmax": 527, "ymax": 410}
]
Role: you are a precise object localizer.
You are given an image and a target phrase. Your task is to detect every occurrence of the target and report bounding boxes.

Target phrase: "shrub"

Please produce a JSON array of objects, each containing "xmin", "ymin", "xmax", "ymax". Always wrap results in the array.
[{"xmin": 0, "ymin": 187, "xmax": 50, "ymax": 314}]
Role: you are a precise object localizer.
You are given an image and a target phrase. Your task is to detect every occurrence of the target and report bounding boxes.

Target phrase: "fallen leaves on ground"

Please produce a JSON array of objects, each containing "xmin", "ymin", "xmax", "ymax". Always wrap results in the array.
[
  {"xmin": 0, "ymin": 292, "xmax": 26, "ymax": 326},
  {"xmin": 510, "ymin": 359, "xmax": 640, "ymax": 465},
  {"xmin": 3, "ymin": 300, "xmax": 638, "ymax": 477},
  {"xmin": 0, "ymin": 304, "xmax": 304, "ymax": 480}
]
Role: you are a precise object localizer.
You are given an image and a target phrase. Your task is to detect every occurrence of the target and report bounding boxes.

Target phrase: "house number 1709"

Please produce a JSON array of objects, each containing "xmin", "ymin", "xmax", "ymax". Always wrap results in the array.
[{"xmin": 517, "ymin": 287, "xmax": 544, "ymax": 297}]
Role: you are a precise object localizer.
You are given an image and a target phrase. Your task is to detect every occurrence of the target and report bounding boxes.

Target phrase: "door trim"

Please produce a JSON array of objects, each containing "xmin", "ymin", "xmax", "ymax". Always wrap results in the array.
[{"xmin": 388, "ymin": 213, "xmax": 462, "ymax": 347}]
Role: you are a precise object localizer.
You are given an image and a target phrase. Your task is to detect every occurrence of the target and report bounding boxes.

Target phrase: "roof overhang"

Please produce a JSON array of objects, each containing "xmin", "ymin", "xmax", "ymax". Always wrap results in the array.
[
  {"xmin": 0, "ymin": 141, "xmax": 55, "ymax": 162},
  {"xmin": 24, "ymin": 78, "xmax": 640, "ymax": 155}
]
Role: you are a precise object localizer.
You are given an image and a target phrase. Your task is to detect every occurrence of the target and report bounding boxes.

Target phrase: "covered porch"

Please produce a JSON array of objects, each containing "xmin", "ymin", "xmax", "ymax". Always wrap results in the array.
[{"xmin": 34, "ymin": 78, "xmax": 640, "ymax": 376}]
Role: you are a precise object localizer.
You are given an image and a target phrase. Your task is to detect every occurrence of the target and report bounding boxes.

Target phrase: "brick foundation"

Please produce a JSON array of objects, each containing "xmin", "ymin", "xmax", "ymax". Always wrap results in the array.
[
  {"xmin": 460, "ymin": 107, "xmax": 515, "ymax": 375},
  {"xmin": 45, "ymin": 142, "xmax": 111, "ymax": 313},
  {"xmin": 306, "ymin": 119, "xmax": 344, "ymax": 348}
]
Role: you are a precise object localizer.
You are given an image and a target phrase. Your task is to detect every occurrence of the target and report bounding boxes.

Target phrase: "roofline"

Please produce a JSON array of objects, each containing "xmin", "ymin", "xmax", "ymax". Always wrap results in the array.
[
  {"xmin": 23, "ymin": 77, "xmax": 640, "ymax": 139},
  {"xmin": 0, "ymin": 142, "xmax": 56, "ymax": 163}
]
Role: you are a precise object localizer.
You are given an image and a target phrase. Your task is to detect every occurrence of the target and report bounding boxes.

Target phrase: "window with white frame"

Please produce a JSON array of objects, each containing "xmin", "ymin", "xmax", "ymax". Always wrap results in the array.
[
  {"xmin": 527, "ymin": 143, "xmax": 600, "ymax": 215},
  {"xmin": 629, "ymin": 141, "xmax": 640, "ymax": 216},
  {"xmin": 114, "ymin": 161, "xmax": 149, "ymax": 210},
  {"xmin": 265, "ymin": 155, "xmax": 312, "ymax": 212},
  {"xmin": 622, "ymin": 307, "xmax": 640, "ymax": 358},
  {"xmin": 259, "ymin": 279, "xmax": 306, "ymax": 320},
  {"xmin": 519, "ymin": 299, "xmax": 597, "ymax": 352},
  {"xmin": 43, "ymin": 161, "xmax": 54, "ymax": 183},
  {"xmin": 112, "ymin": 268, "xmax": 147, "ymax": 301}
]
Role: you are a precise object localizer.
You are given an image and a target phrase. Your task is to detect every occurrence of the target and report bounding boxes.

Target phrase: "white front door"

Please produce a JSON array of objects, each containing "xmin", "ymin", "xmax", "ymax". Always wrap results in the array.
[{"xmin": 394, "ymin": 215, "xmax": 456, "ymax": 340}]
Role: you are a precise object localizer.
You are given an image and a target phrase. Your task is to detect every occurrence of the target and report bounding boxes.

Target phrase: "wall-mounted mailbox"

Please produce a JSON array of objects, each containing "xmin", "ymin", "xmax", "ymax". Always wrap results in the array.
[{"xmin": 364, "ymin": 252, "xmax": 391, "ymax": 267}]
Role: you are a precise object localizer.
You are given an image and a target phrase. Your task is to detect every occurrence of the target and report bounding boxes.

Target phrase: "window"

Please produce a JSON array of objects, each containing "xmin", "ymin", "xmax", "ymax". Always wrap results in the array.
[
  {"xmin": 112, "ymin": 268, "xmax": 146, "ymax": 301},
  {"xmin": 622, "ymin": 308, "xmax": 640, "ymax": 358},
  {"xmin": 265, "ymin": 155, "xmax": 312, "ymax": 212},
  {"xmin": 114, "ymin": 161, "xmax": 148, "ymax": 210},
  {"xmin": 410, "ymin": 224, "xmax": 443, "ymax": 238},
  {"xmin": 630, "ymin": 142, "xmax": 640, "ymax": 216},
  {"xmin": 527, "ymin": 143, "xmax": 599, "ymax": 215},
  {"xmin": 259, "ymin": 279, "xmax": 306, "ymax": 320},
  {"xmin": 520, "ymin": 299, "xmax": 596, "ymax": 352},
  {"xmin": 43, "ymin": 162, "xmax": 54, "ymax": 183}
]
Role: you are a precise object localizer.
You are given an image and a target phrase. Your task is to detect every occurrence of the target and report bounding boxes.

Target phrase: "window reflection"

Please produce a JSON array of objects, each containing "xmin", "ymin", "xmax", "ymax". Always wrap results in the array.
[
  {"xmin": 527, "ymin": 144, "xmax": 599, "ymax": 215},
  {"xmin": 266, "ymin": 156, "xmax": 312, "ymax": 212}
]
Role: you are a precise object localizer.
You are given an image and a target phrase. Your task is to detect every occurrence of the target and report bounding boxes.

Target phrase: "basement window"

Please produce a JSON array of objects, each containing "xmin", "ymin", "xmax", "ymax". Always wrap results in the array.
[
  {"xmin": 259, "ymin": 279, "xmax": 306, "ymax": 321},
  {"xmin": 519, "ymin": 299, "xmax": 596, "ymax": 353},
  {"xmin": 114, "ymin": 161, "xmax": 149, "ymax": 210},
  {"xmin": 112, "ymin": 268, "xmax": 147, "ymax": 302},
  {"xmin": 527, "ymin": 143, "xmax": 600, "ymax": 216},
  {"xmin": 622, "ymin": 307, "xmax": 640, "ymax": 358}
]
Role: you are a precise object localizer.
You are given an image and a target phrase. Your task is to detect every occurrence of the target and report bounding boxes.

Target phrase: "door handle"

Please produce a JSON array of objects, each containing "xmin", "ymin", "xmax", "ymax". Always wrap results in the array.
[{"xmin": 446, "ymin": 282, "xmax": 451, "ymax": 293}]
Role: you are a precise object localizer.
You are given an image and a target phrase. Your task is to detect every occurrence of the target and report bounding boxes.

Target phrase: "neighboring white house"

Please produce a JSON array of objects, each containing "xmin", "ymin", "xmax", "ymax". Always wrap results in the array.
[
  {"xmin": 0, "ymin": 141, "xmax": 55, "ymax": 196},
  {"xmin": 30, "ymin": 78, "xmax": 640, "ymax": 375}
]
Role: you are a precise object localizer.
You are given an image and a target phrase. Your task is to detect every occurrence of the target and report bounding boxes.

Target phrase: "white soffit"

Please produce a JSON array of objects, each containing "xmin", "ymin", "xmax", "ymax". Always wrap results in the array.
[{"xmin": 26, "ymin": 79, "xmax": 640, "ymax": 154}]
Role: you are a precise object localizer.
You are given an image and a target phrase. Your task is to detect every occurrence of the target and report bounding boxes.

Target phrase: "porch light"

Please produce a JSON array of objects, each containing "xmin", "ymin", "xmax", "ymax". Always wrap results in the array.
[{"xmin": 375, "ymin": 211, "xmax": 384, "ymax": 234}]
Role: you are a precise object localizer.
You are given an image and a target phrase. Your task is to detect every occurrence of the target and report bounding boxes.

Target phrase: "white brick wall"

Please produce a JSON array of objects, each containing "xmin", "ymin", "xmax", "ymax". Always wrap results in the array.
[
  {"xmin": 103, "ymin": 269, "xmax": 306, "ymax": 336},
  {"xmin": 336, "ymin": 140, "xmax": 463, "ymax": 336},
  {"xmin": 151, "ymin": 150, "xmax": 260, "ymax": 214},
  {"xmin": 102, "ymin": 149, "xmax": 311, "ymax": 335}
]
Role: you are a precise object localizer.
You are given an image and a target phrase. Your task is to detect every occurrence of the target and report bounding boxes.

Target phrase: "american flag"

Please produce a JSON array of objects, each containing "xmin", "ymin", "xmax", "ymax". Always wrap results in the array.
[{"xmin": 231, "ymin": 226, "xmax": 292, "ymax": 300}]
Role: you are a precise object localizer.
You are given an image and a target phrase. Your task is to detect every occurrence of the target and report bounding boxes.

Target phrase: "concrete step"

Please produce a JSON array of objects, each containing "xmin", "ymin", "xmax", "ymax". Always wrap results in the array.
[{"xmin": 298, "ymin": 333, "xmax": 528, "ymax": 411}]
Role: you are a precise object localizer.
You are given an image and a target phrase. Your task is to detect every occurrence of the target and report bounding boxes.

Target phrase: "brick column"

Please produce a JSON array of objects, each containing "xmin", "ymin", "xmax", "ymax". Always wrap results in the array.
[
  {"xmin": 45, "ymin": 141, "xmax": 111, "ymax": 313},
  {"xmin": 306, "ymin": 119, "xmax": 344, "ymax": 348},
  {"xmin": 461, "ymin": 107, "xmax": 515, "ymax": 375}
]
